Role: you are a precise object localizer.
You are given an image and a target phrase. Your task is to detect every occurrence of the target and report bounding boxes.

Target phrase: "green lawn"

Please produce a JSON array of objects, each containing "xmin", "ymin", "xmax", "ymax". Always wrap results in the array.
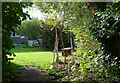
[
  {"xmin": 11, "ymin": 46, "xmax": 48, "ymax": 53},
  {"xmin": 5, "ymin": 46, "xmax": 73, "ymax": 81},
  {"xmin": 10, "ymin": 46, "xmax": 62, "ymax": 69}
]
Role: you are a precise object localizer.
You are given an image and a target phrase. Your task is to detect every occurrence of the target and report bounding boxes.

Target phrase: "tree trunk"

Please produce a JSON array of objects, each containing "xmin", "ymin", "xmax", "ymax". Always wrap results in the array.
[{"xmin": 36, "ymin": 38, "xmax": 41, "ymax": 47}]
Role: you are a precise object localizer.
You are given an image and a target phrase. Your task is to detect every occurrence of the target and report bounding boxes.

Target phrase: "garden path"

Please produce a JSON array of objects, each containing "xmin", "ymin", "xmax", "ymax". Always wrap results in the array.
[{"xmin": 15, "ymin": 65, "xmax": 60, "ymax": 82}]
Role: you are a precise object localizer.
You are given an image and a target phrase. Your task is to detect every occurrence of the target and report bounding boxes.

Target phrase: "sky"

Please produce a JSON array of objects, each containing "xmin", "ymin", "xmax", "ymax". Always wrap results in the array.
[
  {"xmin": 23, "ymin": 5, "xmax": 45, "ymax": 20},
  {"xmin": 22, "ymin": 4, "xmax": 63, "ymax": 22}
]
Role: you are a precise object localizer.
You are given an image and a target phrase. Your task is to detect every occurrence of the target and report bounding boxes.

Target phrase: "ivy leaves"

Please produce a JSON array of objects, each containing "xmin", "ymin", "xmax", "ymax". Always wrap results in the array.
[{"xmin": 2, "ymin": 2, "xmax": 33, "ymax": 63}]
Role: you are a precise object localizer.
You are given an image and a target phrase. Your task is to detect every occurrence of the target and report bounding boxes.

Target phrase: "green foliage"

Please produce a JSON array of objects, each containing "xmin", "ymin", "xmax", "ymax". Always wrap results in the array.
[
  {"xmin": 35, "ymin": 2, "xmax": 62, "ymax": 14},
  {"xmin": 20, "ymin": 18, "xmax": 41, "ymax": 39},
  {"xmin": 37, "ymin": 19, "xmax": 74, "ymax": 50},
  {"xmin": 23, "ymin": 42, "xmax": 30, "ymax": 48},
  {"xmin": 88, "ymin": 2, "xmax": 120, "ymax": 81},
  {"xmin": 2, "ymin": 2, "xmax": 32, "ymax": 82},
  {"xmin": 19, "ymin": 18, "xmax": 42, "ymax": 46},
  {"xmin": 2, "ymin": 62, "xmax": 19, "ymax": 82},
  {"xmin": 3, "ymin": 2, "xmax": 119, "ymax": 82},
  {"xmin": 32, "ymin": 43, "xmax": 36, "ymax": 48},
  {"xmin": 19, "ymin": 16, "xmax": 73, "ymax": 50},
  {"xmin": 90, "ymin": 2, "xmax": 120, "ymax": 64},
  {"xmin": 35, "ymin": 2, "xmax": 120, "ymax": 82},
  {"xmin": 2, "ymin": 2, "xmax": 32, "ymax": 63}
]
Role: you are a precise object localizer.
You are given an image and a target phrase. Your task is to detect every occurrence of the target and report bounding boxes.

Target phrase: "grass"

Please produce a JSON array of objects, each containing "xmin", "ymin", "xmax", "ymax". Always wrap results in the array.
[
  {"xmin": 11, "ymin": 46, "xmax": 48, "ymax": 53},
  {"xmin": 4, "ymin": 46, "xmax": 62, "ymax": 82},
  {"xmin": 5, "ymin": 46, "xmax": 73, "ymax": 81},
  {"xmin": 11, "ymin": 52, "xmax": 54, "ymax": 69},
  {"xmin": 10, "ymin": 46, "xmax": 62, "ymax": 69}
]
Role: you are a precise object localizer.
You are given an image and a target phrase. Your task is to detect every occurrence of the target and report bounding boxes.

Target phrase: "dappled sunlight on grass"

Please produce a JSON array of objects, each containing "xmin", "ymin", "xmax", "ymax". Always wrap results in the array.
[
  {"xmin": 10, "ymin": 52, "xmax": 55, "ymax": 69},
  {"xmin": 10, "ymin": 46, "xmax": 62, "ymax": 69}
]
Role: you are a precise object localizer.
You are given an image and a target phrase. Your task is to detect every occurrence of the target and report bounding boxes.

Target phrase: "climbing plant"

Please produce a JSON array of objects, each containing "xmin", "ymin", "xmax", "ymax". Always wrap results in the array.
[
  {"xmin": 2, "ymin": 2, "xmax": 32, "ymax": 82},
  {"xmin": 28, "ymin": 2, "xmax": 120, "ymax": 82},
  {"xmin": 88, "ymin": 2, "xmax": 120, "ymax": 81}
]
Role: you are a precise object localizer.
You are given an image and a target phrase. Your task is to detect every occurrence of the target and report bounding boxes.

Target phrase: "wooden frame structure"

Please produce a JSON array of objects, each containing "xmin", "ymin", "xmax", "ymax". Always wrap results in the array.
[{"xmin": 53, "ymin": 20, "xmax": 74, "ymax": 69}]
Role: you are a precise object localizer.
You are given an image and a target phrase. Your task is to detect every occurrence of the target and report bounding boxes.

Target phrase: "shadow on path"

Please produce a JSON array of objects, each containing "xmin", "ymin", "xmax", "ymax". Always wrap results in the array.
[{"xmin": 14, "ymin": 66, "xmax": 59, "ymax": 82}]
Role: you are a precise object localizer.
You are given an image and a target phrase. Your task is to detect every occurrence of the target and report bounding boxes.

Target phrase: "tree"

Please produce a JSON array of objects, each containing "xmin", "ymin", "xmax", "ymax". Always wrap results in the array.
[
  {"xmin": 35, "ymin": 2, "xmax": 120, "ymax": 82},
  {"xmin": 2, "ymin": 2, "xmax": 32, "ymax": 62},
  {"xmin": 19, "ymin": 18, "xmax": 42, "ymax": 46},
  {"xmin": 89, "ymin": 2, "xmax": 120, "ymax": 79},
  {"xmin": 2, "ymin": 2, "xmax": 32, "ymax": 82},
  {"xmin": 39, "ymin": 18, "xmax": 74, "ymax": 50}
]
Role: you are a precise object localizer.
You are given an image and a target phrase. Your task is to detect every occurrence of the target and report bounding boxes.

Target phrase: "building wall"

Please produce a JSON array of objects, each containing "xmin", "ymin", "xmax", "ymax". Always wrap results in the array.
[
  {"xmin": 28, "ymin": 39, "xmax": 42, "ymax": 46},
  {"xmin": 11, "ymin": 37, "xmax": 28, "ymax": 44}
]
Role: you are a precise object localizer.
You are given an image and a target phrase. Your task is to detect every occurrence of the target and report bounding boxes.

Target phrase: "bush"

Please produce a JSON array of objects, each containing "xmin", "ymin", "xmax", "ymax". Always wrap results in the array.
[
  {"xmin": 32, "ymin": 43, "xmax": 36, "ymax": 48},
  {"xmin": 23, "ymin": 42, "xmax": 30, "ymax": 48}
]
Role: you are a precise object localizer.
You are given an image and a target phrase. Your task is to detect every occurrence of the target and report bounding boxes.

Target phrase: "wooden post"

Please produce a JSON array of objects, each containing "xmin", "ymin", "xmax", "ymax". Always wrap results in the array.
[
  {"xmin": 53, "ymin": 42, "xmax": 56, "ymax": 65},
  {"xmin": 60, "ymin": 26, "xmax": 64, "ymax": 49},
  {"xmin": 60, "ymin": 25, "xmax": 66, "ymax": 69},
  {"xmin": 64, "ymin": 56, "xmax": 66, "ymax": 69},
  {"xmin": 55, "ymin": 26, "xmax": 59, "ymax": 68},
  {"xmin": 70, "ymin": 37, "xmax": 75, "ymax": 65},
  {"xmin": 53, "ymin": 26, "xmax": 59, "ymax": 69},
  {"xmin": 70, "ymin": 37, "xmax": 73, "ymax": 50}
]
